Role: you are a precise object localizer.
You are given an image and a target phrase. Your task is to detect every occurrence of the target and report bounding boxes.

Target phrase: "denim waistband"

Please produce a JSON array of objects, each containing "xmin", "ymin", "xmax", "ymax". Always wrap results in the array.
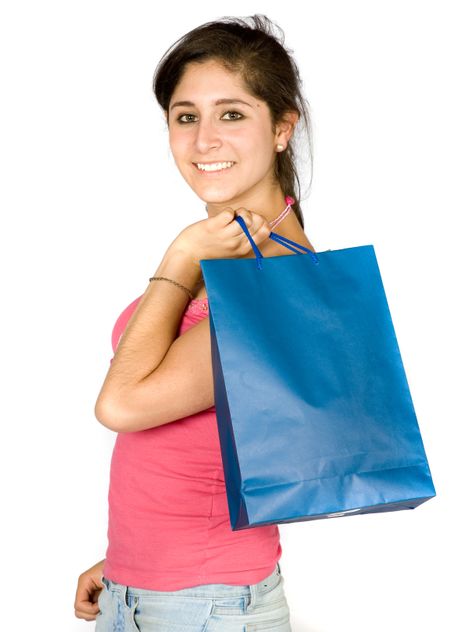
[{"xmin": 102, "ymin": 562, "xmax": 281, "ymax": 600}]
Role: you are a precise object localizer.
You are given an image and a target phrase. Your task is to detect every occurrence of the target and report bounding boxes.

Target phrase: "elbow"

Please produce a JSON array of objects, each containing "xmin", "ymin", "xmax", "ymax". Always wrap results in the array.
[
  {"xmin": 94, "ymin": 394, "xmax": 154, "ymax": 434},
  {"xmin": 94, "ymin": 396, "xmax": 127, "ymax": 433}
]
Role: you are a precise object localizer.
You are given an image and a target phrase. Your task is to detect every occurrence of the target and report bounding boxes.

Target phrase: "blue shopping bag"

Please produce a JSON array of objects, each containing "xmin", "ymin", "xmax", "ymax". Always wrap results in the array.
[{"xmin": 199, "ymin": 216, "xmax": 436, "ymax": 531}]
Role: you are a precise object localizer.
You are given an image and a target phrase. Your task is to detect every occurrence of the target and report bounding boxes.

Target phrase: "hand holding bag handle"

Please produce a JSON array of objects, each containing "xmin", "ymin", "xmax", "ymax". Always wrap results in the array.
[{"xmin": 234, "ymin": 215, "xmax": 320, "ymax": 269}]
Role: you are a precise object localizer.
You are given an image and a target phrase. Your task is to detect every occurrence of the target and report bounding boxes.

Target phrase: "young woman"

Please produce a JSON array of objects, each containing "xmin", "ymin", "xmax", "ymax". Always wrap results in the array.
[{"xmin": 74, "ymin": 14, "xmax": 315, "ymax": 631}]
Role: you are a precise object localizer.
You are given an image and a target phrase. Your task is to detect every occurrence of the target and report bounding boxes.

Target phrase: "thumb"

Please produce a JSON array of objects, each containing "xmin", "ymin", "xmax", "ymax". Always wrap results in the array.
[{"xmin": 218, "ymin": 207, "xmax": 236, "ymax": 224}]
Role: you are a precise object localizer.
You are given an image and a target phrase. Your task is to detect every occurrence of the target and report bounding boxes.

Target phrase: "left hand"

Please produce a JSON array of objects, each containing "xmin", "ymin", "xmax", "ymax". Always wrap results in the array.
[{"xmin": 168, "ymin": 207, "xmax": 272, "ymax": 266}]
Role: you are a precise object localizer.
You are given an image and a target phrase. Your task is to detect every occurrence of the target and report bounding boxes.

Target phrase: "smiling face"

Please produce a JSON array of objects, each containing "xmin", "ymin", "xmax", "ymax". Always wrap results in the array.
[{"xmin": 166, "ymin": 59, "xmax": 283, "ymax": 212}]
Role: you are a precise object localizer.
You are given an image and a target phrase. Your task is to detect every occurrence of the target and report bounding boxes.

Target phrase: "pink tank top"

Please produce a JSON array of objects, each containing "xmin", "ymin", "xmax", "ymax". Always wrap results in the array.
[{"xmin": 102, "ymin": 294, "xmax": 282, "ymax": 590}]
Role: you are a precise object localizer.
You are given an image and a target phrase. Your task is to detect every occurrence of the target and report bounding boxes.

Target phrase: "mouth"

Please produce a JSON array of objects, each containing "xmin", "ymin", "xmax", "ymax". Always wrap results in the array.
[{"xmin": 193, "ymin": 161, "xmax": 236, "ymax": 175}]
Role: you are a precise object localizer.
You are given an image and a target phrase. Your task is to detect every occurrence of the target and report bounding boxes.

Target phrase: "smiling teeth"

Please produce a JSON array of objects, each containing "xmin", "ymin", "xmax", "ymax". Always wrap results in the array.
[{"xmin": 196, "ymin": 161, "xmax": 234, "ymax": 171}]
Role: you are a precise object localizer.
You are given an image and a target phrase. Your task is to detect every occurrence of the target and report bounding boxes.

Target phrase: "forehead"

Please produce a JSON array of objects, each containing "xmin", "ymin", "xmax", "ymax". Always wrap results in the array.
[{"xmin": 170, "ymin": 60, "xmax": 257, "ymax": 106}]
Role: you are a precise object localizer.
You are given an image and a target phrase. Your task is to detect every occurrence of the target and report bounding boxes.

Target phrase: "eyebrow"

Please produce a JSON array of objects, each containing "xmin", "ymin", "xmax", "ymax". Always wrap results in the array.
[{"xmin": 170, "ymin": 98, "xmax": 253, "ymax": 111}]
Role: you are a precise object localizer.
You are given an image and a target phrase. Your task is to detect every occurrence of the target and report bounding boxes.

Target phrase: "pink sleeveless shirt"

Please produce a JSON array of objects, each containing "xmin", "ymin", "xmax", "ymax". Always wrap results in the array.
[{"xmin": 102, "ymin": 294, "xmax": 282, "ymax": 590}]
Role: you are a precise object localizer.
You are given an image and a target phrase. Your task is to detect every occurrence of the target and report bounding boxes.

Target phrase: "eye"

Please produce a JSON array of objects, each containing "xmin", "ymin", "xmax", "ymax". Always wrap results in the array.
[
  {"xmin": 176, "ymin": 111, "xmax": 244, "ymax": 124},
  {"xmin": 222, "ymin": 111, "xmax": 244, "ymax": 121},
  {"xmin": 177, "ymin": 113, "xmax": 196, "ymax": 124}
]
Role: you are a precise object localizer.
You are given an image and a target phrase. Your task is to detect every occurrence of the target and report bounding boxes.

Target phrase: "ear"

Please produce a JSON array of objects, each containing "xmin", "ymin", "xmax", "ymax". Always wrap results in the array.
[{"xmin": 275, "ymin": 111, "xmax": 299, "ymax": 147}]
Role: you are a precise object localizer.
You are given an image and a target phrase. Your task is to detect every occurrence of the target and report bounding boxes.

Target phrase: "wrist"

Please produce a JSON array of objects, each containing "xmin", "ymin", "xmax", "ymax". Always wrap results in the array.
[{"xmin": 158, "ymin": 245, "xmax": 202, "ymax": 290}]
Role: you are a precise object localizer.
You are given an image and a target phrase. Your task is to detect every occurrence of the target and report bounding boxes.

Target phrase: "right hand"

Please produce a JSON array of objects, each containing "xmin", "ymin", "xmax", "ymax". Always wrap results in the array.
[{"xmin": 74, "ymin": 558, "xmax": 106, "ymax": 621}]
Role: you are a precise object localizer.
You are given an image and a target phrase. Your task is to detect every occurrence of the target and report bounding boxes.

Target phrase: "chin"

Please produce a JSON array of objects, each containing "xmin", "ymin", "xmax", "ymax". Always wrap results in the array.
[
  {"xmin": 195, "ymin": 189, "xmax": 238, "ymax": 206},
  {"xmin": 199, "ymin": 181, "xmax": 246, "ymax": 198}
]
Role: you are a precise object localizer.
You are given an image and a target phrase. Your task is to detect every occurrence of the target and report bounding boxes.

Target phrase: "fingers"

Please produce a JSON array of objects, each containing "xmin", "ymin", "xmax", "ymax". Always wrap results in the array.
[
  {"xmin": 217, "ymin": 207, "xmax": 268, "ymax": 234},
  {"xmin": 74, "ymin": 598, "xmax": 100, "ymax": 621},
  {"xmin": 215, "ymin": 206, "xmax": 271, "ymax": 256},
  {"xmin": 74, "ymin": 604, "xmax": 100, "ymax": 620},
  {"xmin": 74, "ymin": 581, "xmax": 102, "ymax": 621},
  {"xmin": 216, "ymin": 207, "xmax": 236, "ymax": 226},
  {"xmin": 235, "ymin": 209, "xmax": 271, "ymax": 247}
]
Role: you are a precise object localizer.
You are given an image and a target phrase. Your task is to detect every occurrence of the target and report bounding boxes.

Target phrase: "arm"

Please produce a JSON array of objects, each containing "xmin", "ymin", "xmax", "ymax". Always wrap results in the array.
[
  {"xmin": 94, "ymin": 207, "xmax": 271, "ymax": 433},
  {"xmin": 94, "ymin": 246, "xmax": 205, "ymax": 432}
]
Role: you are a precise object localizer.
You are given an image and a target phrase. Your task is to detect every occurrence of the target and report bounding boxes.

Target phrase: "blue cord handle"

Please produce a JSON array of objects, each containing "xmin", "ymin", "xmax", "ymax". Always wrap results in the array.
[{"xmin": 234, "ymin": 215, "xmax": 319, "ymax": 270}]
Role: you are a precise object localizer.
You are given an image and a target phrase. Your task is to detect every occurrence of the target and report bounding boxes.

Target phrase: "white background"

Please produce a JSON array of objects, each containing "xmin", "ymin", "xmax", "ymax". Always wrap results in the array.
[{"xmin": 1, "ymin": 1, "xmax": 448, "ymax": 630}]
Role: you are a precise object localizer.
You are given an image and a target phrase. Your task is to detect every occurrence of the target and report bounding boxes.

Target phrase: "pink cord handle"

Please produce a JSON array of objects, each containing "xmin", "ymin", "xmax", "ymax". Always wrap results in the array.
[{"xmin": 269, "ymin": 195, "xmax": 295, "ymax": 229}]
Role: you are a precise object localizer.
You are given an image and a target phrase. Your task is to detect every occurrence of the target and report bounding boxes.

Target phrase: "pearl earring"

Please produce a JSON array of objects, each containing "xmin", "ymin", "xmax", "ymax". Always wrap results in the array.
[{"xmin": 276, "ymin": 144, "xmax": 284, "ymax": 151}]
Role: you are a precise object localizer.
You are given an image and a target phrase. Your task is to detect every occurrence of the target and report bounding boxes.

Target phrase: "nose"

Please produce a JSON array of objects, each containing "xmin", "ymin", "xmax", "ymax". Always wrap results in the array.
[{"xmin": 194, "ymin": 116, "xmax": 222, "ymax": 153}]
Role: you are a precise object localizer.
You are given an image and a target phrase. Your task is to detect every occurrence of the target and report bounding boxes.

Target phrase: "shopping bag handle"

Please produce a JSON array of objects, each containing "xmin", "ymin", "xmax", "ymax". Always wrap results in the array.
[{"xmin": 234, "ymin": 215, "xmax": 319, "ymax": 270}]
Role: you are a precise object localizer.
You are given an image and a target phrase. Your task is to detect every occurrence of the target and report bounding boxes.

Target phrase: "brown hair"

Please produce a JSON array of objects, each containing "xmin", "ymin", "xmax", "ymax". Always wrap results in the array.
[{"xmin": 153, "ymin": 14, "xmax": 313, "ymax": 229}]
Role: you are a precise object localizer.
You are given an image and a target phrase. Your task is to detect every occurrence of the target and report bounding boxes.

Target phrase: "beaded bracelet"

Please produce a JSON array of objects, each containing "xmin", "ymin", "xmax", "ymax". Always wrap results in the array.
[{"xmin": 148, "ymin": 276, "xmax": 194, "ymax": 300}]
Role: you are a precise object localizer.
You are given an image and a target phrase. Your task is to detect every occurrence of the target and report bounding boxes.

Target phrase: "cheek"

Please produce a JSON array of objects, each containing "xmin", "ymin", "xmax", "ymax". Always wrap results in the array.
[
  {"xmin": 243, "ymin": 133, "xmax": 276, "ymax": 172},
  {"xmin": 168, "ymin": 135, "xmax": 190, "ymax": 165},
  {"xmin": 238, "ymin": 126, "xmax": 273, "ymax": 155},
  {"xmin": 221, "ymin": 135, "xmax": 261, "ymax": 173}
]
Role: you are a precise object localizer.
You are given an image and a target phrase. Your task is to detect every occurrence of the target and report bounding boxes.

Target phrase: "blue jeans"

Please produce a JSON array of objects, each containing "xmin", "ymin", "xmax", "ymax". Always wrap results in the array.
[{"xmin": 95, "ymin": 562, "xmax": 292, "ymax": 631}]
